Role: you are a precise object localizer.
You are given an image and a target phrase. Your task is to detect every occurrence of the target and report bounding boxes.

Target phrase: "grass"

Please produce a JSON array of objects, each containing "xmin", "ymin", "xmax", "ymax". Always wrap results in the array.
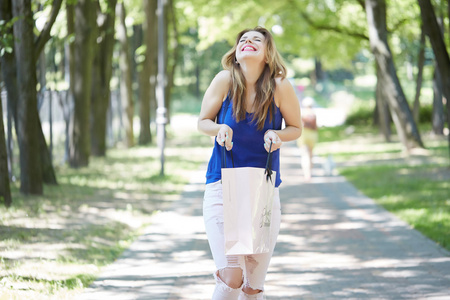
[
  {"xmin": 0, "ymin": 118, "xmax": 212, "ymax": 299},
  {"xmin": 316, "ymin": 125, "xmax": 450, "ymax": 251},
  {"xmin": 341, "ymin": 163, "xmax": 449, "ymax": 249}
]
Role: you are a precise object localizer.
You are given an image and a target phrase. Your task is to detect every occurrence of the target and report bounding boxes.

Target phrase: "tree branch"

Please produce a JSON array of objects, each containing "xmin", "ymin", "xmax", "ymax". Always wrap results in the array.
[
  {"xmin": 299, "ymin": 10, "xmax": 369, "ymax": 40},
  {"xmin": 388, "ymin": 18, "xmax": 409, "ymax": 33},
  {"xmin": 34, "ymin": 0, "xmax": 63, "ymax": 60}
]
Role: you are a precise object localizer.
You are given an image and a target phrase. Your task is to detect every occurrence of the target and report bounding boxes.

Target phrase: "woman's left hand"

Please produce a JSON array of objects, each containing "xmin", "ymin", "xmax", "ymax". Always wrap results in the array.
[{"xmin": 264, "ymin": 130, "xmax": 282, "ymax": 153}]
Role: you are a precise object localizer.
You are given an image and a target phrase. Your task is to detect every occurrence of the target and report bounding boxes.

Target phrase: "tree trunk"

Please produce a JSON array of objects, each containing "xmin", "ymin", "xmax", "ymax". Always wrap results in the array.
[
  {"xmin": 165, "ymin": 0, "xmax": 179, "ymax": 125},
  {"xmin": 90, "ymin": 0, "xmax": 117, "ymax": 156},
  {"xmin": 0, "ymin": 75, "xmax": 12, "ymax": 207},
  {"xmin": 418, "ymin": 0, "xmax": 450, "ymax": 163},
  {"xmin": 432, "ymin": 67, "xmax": 445, "ymax": 134},
  {"xmin": 375, "ymin": 63, "xmax": 392, "ymax": 141},
  {"xmin": 90, "ymin": 8, "xmax": 102, "ymax": 155},
  {"xmin": 413, "ymin": 24, "xmax": 426, "ymax": 123},
  {"xmin": 0, "ymin": 0, "xmax": 19, "ymax": 133},
  {"xmin": 2, "ymin": 0, "xmax": 58, "ymax": 186},
  {"xmin": 131, "ymin": 25, "xmax": 142, "ymax": 102},
  {"xmin": 139, "ymin": 0, "xmax": 157, "ymax": 145},
  {"xmin": 314, "ymin": 57, "xmax": 325, "ymax": 83},
  {"xmin": 365, "ymin": 0, "xmax": 424, "ymax": 151},
  {"xmin": 37, "ymin": 111, "xmax": 57, "ymax": 184},
  {"xmin": 138, "ymin": 54, "xmax": 151, "ymax": 145},
  {"xmin": 0, "ymin": 0, "xmax": 18, "ymax": 183},
  {"xmin": 69, "ymin": 0, "xmax": 96, "ymax": 167},
  {"xmin": 65, "ymin": 2, "xmax": 75, "ymax": 163},
  {"xmin": 35, "ymin": 0, "xmax": 60, "ymax": 184},
  {"xmin": 117, "ymin": 2, "xmax": 134, "ymax": 148},
  {"xmin": 12, "ymin": 0, "xmax": 43, "ymax": 194}
]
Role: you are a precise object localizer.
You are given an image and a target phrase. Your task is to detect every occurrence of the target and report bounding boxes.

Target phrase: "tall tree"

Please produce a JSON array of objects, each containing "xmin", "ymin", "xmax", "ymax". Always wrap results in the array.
[
  {"xmin": 90, "ymin": 0, "xmax": 118, "ymax": 156},
  {"xmin": 164, "ymin": 0, "xmax": 179, "ymax": 124},
  {"xmin": 418, "ymin": 0, "xmax": 450, "ymax": 159},
  {"xmin": 1, "ymin": 0, "xmax": 58, "ymax": 186},
  {"xmin": 117, "ymin": 1, "xmax": 134, "ymax": 148},
  {"xmin": 0, "ymin": 73, "xmax": 12, "ymax": 207},
  {"xmin": 365, "ymin": 0, "xmax": 424, "ymax": 150},
  {"xmin": 432, "ymin": 66, "xmax": 445, "ymax": 134},
  {"xmin": 375, "ymin": 63, "xmax": 392, "ymax": 141},
  {"xmin": 12, "ymin": 0, "xmax": 43, "ymax": 194},
  {"xmin": 139, "ymin": 0, "xmax": 157, "ymax": 145},
  {"xmin": 0, "ymin": 0, "xmax": 18, "ymax": 185},
  {"xmin": 33, "ymin": 0, "xmax": 61, "ymax": 184},
  {"xmin": 69, "ymin": 0, "xmax": 96, "ymax": 167},
  {"xmin": 413, "ymin": 24, "xmax": 426, "ymax": 124}
]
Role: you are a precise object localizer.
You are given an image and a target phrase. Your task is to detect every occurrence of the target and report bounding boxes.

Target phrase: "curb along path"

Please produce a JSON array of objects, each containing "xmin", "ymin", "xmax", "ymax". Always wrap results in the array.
[{"xmin": 77, "ymin": 142, "xmax": 450, "ymax": 300}]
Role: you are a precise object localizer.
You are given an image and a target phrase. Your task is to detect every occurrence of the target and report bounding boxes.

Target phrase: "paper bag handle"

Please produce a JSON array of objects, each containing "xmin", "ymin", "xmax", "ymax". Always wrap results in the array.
[{"xmin": 222, "ymin": 143, "xmax": 274, "ymax": 182}]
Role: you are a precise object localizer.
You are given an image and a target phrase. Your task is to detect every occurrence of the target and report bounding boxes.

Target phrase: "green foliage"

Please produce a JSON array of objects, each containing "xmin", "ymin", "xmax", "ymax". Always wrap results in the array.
[
  {"xmin": 171, "ymin": 92, "xmax": 202, "ymax": 115},
  {"xmin": 418, "ymin": 104, "xmax": 433, "ymax": 124},
  {"xmin": 180, "ymin": 0, "xmax": 370, "ymax": 67},
  {"xmin": 0, "ymin": 18, "xmax": 17, "ymax": 57},
  {"xmin": 172, "ymin": 27, "xmax": 231, "ymax": 103}
]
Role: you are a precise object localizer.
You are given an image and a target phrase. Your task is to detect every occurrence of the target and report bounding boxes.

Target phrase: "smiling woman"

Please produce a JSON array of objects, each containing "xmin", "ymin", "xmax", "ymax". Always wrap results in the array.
[{"xmin": 197, "ymin": 26, "xmax": 302, "ymax": 299}]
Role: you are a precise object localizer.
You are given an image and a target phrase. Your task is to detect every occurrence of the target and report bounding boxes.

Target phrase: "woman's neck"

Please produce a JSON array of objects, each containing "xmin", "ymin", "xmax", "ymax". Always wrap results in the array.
[{"xmin": 240, "ymin": 61, "xmax": 265, "ymax": 86}]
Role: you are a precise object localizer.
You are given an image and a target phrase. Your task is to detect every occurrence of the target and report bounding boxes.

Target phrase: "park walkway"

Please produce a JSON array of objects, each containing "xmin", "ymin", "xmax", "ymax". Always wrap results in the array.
[{"xmin": 76, "ymin": 142, "xmax": 450, "ymax": 300}]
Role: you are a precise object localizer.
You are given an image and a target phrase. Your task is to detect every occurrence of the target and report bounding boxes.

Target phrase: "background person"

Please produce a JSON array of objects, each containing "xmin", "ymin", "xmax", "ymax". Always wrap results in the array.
[{"xmin": 298, "ymin": 97, "xmax": 318, "ymax": 181}]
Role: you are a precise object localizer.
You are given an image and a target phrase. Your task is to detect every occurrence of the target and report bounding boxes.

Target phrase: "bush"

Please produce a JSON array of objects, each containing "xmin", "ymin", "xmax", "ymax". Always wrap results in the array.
[
  {"xmin": 418, "ymin": 104, "xmax": 433, "ymax": 124},
  {"xmin": 345, "ymin": 102, "xmax": 374, "ymax": 126}
]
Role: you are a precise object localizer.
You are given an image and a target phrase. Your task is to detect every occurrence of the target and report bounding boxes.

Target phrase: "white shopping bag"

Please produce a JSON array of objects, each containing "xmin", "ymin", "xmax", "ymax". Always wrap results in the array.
[{"xmin": 221, "ymin": 166, "xmax": 276, "ymax": 255}]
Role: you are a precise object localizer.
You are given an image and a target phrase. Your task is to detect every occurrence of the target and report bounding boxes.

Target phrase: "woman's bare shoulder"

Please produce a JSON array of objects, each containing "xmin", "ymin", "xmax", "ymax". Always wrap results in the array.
[
  {"xmin": 207, "ymin": 70, "xmax": 231, "ymax": 101},
  {"xmin": 275, "ymin": 76, "xmax": 291, "ymax": 88},
  {"xmin": 215, "ymin": 70, "xmax": 232, "ymax": 83},
  {"xmin": 274, "ymin": 77, "xmax": 295, "ymax": 106}
]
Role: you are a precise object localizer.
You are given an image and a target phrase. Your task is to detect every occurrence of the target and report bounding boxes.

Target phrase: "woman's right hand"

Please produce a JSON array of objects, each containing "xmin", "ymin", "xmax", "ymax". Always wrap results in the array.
[{"xmin": 216, "ymin": 124, "xmax": 233, "ymax": 151}]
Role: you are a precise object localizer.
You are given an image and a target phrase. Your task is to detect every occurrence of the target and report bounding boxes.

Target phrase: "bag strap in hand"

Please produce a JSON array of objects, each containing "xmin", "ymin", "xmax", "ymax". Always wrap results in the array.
[
  {"xmin": 265, "ymin": 103, "xmax": 276, "ymax": 181},
  {"xmin": 220, "ymin": 97, "xmax": 234, "ymax": 168},
  {"xmin": 265, "ymin": 141, "xmax": 274, "ymax": 182}
]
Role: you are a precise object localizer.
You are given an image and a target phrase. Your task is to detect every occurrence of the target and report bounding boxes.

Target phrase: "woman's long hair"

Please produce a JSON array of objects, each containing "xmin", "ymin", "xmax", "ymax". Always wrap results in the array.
[{"xmin": 221, "ymin": 26, "xmax": 287, "ymax": 130}]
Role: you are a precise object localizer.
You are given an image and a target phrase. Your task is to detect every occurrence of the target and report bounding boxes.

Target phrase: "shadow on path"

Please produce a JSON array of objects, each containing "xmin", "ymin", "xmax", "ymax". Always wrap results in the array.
[{"xmin": 76, "ymin": 142, "xmax": 450, "ymax": 300}]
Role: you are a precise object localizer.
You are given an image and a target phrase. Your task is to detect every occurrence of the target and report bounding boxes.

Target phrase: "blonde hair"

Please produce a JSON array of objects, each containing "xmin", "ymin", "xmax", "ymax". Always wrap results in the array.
[{"xmin": 221, "ymin": 26, "xmax": 287, "ymax": 130}]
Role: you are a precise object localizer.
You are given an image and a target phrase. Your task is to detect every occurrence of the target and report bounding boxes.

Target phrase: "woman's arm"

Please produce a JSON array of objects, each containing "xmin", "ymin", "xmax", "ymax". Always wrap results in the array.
[
  {"xmin": 264, "ymin": 78, "xmax": 302, "ymax": 152},
  {"xmin": 197, "ymin": 70, "xmax": 233, "ymax": 150}
]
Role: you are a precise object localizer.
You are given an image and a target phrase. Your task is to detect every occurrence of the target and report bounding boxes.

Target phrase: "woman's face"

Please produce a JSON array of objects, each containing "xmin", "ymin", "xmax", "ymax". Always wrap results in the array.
[{"xmin": 235, "ymin": 31, "xmax": 266, "ymax": 65}]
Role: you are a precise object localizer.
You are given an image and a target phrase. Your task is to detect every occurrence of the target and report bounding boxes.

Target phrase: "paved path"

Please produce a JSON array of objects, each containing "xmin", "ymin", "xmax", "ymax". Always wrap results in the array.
[{"xmin": 76, "ymin": 142, "xmax": 450, "ymax": 300}]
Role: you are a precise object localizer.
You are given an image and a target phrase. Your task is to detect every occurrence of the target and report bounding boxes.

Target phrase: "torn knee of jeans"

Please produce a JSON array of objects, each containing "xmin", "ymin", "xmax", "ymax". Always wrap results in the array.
[
  {"xmin": 242, "ymin": 283, "xmax": 263, "ymax": 298},
  {"xmin": 214, "ymin": 269, "xmax": 243, "ymax": 290}
]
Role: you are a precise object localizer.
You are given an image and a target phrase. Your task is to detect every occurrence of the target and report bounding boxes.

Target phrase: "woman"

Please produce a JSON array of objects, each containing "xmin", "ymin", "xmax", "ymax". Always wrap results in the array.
[
  {"xmin": 198, "ymin": 26, "xmax": 302, "ymax": 299},
  {"xmin": 298, "ymin": 97, "xmax": 318, "ymax": 181}
]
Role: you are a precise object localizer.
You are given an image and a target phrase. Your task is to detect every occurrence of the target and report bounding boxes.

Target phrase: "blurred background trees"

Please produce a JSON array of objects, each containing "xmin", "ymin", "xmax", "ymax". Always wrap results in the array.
[{"xmin": 0, "ymin": 0, "xmax": 449, "ymax": 204}]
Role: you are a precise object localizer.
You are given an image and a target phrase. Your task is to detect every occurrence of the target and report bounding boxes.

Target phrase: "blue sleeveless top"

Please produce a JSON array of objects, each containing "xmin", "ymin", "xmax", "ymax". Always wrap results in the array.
[{"xmin": 206, "ymin": 95, "xmax": 283, "ymax": 187}]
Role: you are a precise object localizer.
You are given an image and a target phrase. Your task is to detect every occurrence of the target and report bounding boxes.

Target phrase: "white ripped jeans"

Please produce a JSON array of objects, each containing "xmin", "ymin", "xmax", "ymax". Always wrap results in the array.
[{"xmin": 203, "ymin": 180, "xmax": 281, "ymax": 299}]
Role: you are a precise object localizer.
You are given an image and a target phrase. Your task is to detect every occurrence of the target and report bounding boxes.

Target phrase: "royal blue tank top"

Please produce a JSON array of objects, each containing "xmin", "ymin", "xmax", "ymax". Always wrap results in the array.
[{"xmin": 205, "ymin": 95, "xmax": 283, "ymax": 187}]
